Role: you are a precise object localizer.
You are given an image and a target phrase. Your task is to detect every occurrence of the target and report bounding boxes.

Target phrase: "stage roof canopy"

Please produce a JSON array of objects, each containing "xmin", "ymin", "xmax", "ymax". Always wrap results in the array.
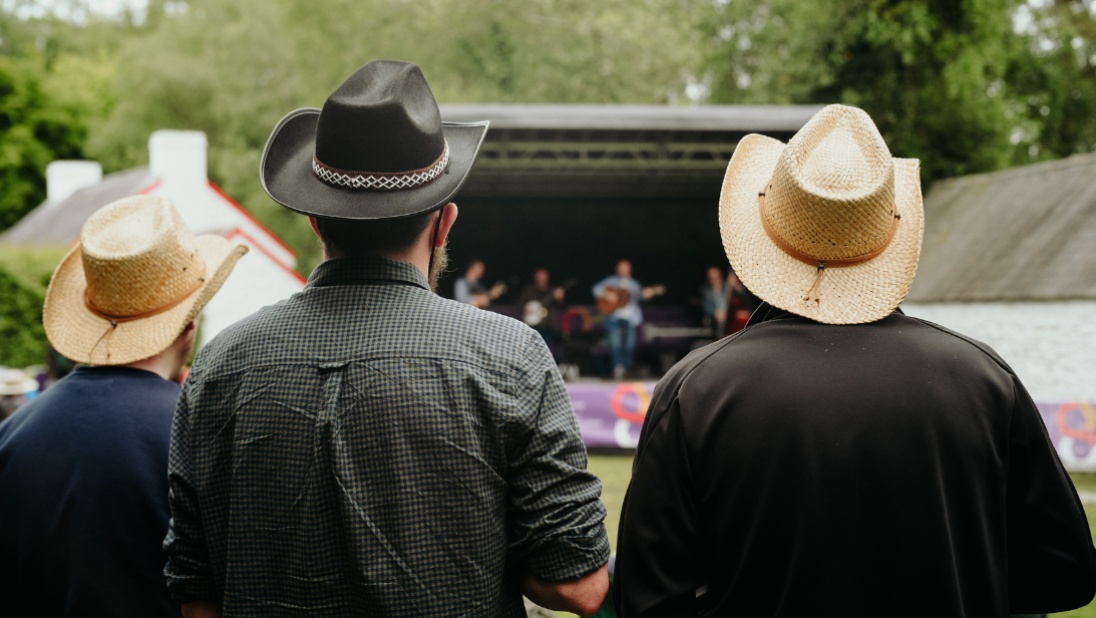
[
  {"xmin": 439, "ymin": 104, "xmax": 823, "ymax": 199},
  {"xmin": 440, "ymin": 104, "xmax": 823, "ymax": 132}
]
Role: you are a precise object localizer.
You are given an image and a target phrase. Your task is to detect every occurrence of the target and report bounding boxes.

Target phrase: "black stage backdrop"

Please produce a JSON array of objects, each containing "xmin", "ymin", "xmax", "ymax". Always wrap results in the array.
[{"xmin": 440, "ymin": 197, "xmax": 728, "ymax": 308}]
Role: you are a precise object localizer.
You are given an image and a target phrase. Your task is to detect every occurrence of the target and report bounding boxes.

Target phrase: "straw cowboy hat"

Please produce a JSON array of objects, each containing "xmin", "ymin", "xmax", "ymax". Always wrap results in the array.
[
  {"xmin": 43, "ymin": 196, "xmax": 248, "ymax": 365},
  {"xmin": 0, "ymin": 369, "xmax": 38, "ymax": 396},
  {"xmin": 719, "ymin": 104, "xmax": 924, "ymax": 325},
  {"xmin": 260, "ymin": 59, "xmax": 488, "ymax": 220}
]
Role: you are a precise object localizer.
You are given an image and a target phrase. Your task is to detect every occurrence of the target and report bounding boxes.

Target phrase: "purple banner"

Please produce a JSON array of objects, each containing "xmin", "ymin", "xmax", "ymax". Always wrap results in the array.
[
  {"xmin": 1038, "ymin": 401, "xmax": 1096, "ymax": 471},
  {"xmin": 568, "ymin": 382, "xmax": 656, "ymax": 448},
  {"xmin": 568, "ymin": 383, "xmax": 1096, "ymax": 468}
]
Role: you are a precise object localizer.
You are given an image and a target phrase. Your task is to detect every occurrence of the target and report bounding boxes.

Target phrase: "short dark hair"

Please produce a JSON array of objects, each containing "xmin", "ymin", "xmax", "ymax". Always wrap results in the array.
[{"xmin": 314, "ymin": 212, "xmax": 434, "ymax": 257}]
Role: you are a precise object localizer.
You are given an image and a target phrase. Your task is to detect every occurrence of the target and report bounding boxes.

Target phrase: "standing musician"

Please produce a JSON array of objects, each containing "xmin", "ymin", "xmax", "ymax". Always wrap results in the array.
[
  {"xmin": 592, "ymin": 259, "xmax": 664, "ymax": 380},
  {"xmin": 701, "ymin": 266, "xmax": 729, "ymax": 334},
  {"xmin": 453, "ymin": 259, "xmax": 506, "ymax": 308},
  {"xmin": 725, "ymin": 267, "xmax": 760, "ymax": 334},
  {"xmin": 704, "ymin": 266, "xmax": 761, "ymax": 337}
]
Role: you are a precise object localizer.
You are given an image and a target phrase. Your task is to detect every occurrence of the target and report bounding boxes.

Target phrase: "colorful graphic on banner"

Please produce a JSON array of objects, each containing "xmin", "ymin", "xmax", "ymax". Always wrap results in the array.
[
  {"xmin": 568, "ymin": 384, "xmax": 1096, "ymax": 467},
  {"xmin": 1040, "ymin": 401, "xmax": 1096, "ymax": 470},
  {"xmin": 568, "ymin": 382, "xmax": 657, "ymax": 448}
]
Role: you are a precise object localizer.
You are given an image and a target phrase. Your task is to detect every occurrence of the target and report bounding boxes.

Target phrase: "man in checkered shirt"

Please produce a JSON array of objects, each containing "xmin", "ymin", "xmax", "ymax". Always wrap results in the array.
[{"xmin": 164, "ymin": 61, "xmax": 610, "ymax": 617}]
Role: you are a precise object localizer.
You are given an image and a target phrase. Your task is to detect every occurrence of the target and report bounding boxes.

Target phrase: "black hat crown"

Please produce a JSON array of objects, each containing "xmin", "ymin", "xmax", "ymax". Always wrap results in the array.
[
  {"xmin": 260, "ymin": 58, "xmax": 488, "ymax": 219},
  {"xmin": 314, "ymin": 60, "xmax": 446, "ymax": 174}
]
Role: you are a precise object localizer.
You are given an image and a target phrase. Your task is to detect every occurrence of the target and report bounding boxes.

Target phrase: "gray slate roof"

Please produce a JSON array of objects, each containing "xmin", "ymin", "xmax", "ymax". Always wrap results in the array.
[
  {"xmin": 0, "ymin": 167, "xmax": 153, "ymax": 246},
  {"xmin": 907, "ymin": 153, "xmax": 1096, "ymax": 302},
  {"xmin": 438, "ymin": 104, "xmax": 824, "ymax": 132}
]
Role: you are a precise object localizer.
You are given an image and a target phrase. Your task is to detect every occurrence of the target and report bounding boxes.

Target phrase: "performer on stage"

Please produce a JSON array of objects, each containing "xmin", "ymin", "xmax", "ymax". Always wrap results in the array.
[
  {"xmin": 518, "ymin": 268, "xmax": 566, "ymax": 361},
  {"xmin": 701, "ymin": 266, "xmax": 729, "ymax": 333},
  {"xmin": 726, "ymin": 267, "xmax": 760, "ymax": 333},
  {"xmin": 703, "ymin": 266, "xmax": 761, "ymax": 336},
  {"xmin": 453, "ymin": 259, "xmax": 504, "ymax": 308},
  {"xmin": 593, "ymin": 260, "xmax": 662, "ymax": 380}
]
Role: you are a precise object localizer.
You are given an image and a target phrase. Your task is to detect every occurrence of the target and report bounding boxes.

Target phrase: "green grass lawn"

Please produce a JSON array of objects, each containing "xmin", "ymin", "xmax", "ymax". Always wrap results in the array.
[{"xmin": 578, "ymin": 457, "xmax": 1096, "ymax": 617}]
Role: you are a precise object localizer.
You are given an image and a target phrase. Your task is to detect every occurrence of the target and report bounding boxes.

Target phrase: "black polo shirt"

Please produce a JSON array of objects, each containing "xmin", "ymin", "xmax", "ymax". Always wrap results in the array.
[{"xmin": 615, "ymin": 304, "xmax": 1095, "ymax": 617}]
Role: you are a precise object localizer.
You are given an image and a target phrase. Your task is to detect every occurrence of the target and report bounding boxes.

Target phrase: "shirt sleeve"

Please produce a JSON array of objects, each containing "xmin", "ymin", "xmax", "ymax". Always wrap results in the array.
[
  {"xmin": 163, "ymin": 371, "xmax": 219, "ymax": 604},
  {"xmin": 614, "ymin": 387, "xmax": 702, "ymax": 618},
  {"xmin": 507, "ymin": 331, "xmax": 610, "ymax": 581},
  {"xmin": 1006, "ymin": 375, "xmax": 1096, "ymax": 613}
]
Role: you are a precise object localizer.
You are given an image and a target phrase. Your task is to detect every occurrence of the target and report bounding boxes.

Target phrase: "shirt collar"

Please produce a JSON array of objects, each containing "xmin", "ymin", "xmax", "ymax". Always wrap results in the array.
[
  {"xmin": 306, "ymin": 256, "xmax": 430, "ymax": 291},
  {"xmin": 745, "ymin": 301, "xmax": 905, "ymax": 328}
]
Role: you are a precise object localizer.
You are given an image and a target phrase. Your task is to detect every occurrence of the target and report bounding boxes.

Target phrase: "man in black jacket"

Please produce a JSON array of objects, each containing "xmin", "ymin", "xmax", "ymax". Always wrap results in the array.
[{"xmin": 614, "ymin": 104, "xmax": 1096, "ymax": 617}]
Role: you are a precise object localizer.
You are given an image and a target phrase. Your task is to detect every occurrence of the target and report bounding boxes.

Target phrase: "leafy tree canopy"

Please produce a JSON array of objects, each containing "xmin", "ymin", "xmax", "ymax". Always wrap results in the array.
[{"xmin": 0, "ymin": 0, "xmax": 1094, "ymax": 269}]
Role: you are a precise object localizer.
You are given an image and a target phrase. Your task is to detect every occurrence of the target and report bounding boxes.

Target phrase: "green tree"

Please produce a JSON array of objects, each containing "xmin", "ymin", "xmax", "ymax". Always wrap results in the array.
[
  {"xmin": 694, "ymin": 0, "xmax": 1026, "ymax": 183},
  {"xmin": 0, "ymin": 245, "xmax": 67, "ymax": 367},
  {"xmin": 0, "ymin": 9, "xmax": 114, "ymax": 231},
  {"xmin": 84, "ymin": 0, "xmax": 702, "ymax": 274},
  {"xmin": 1005, "ymin": 0, "xmax": 1096, "ymax": 162}
]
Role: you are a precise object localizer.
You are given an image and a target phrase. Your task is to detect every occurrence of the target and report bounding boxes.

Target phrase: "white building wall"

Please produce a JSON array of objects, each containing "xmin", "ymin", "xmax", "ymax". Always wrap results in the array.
[
  {"xmin": 902, "ymin": 301, "xmax": 1096, "ymax": 403},
  {"xmin": 198, "ymin": 230, "xmax": 305, "ymax": 347}
]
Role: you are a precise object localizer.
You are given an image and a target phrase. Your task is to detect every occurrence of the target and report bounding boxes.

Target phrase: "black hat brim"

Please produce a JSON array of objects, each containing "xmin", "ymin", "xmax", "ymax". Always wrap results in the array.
[{"xmin": 260, "ymin": 108, "xmax": 489, "ymax": 219}]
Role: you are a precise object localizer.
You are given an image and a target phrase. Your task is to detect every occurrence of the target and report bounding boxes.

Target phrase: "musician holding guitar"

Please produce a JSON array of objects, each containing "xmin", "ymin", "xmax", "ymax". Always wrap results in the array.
[
  {"xmin": 454, "ymin": 259, "xmax": 507, "ymax": 309},
  {"xmin": 592, "ymin": 259, "xmax": 665, "ymax": 380},
  {"xmin": 518, "ymin": 268, "xmax": 571, "ymax": 361}
]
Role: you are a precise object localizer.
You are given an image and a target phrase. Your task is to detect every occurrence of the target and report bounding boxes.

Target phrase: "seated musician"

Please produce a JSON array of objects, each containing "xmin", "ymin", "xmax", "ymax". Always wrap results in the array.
[
  {"xmin": 592, "ymin": 259, "xmax": 660, "ymax": 380},
  {"xmin": 518, "ymin": 268, "xmax": 566, "ymax": 360},
  {"xmin": 454, "ymin": 259, "xmax": 504, "ymax": 308}
]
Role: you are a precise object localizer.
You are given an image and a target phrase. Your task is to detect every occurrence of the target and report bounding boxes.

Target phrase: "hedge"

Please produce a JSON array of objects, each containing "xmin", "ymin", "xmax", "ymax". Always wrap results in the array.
[{"xmin": 0, "ymin": 245, "xmax": 68, "ymax": 367}]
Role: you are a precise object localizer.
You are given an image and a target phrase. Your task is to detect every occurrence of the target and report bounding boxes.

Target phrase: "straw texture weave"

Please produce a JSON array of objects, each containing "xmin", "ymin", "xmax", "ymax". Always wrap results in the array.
[
  {"xmin": 43, "ymin": 196, "xmax": 248, "ymax": 365},
  {"xmin": 719, "ymin": 105, "xmax": 924, "ymax": 324}
]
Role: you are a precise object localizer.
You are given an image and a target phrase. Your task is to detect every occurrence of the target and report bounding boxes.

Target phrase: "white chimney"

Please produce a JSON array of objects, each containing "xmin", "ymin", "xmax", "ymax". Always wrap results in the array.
[
  {"xmin": 149, "ymin": 130, "xmax": 207, "ymax": 193},
  {"xmin": 46, "ymin": 160, "xmax": 102, "ymax": 203}
]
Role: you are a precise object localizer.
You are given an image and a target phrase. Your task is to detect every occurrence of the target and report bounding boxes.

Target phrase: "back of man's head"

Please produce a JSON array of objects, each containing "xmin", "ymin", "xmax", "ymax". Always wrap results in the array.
[{"xmin": 314, "ymin": 213, "xmax": 433, "ymax": 259}]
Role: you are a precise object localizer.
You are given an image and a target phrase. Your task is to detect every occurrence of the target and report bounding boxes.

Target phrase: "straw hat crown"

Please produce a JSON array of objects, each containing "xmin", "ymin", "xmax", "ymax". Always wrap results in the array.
[
  {"xmin": 81, "ymin": 197, "xmax": 207, "ymax": 319},
  {"xmin": 44, "ymin": 195, "xmax": 247, "ymax": 365},
  {"xmin": 765, "ymin": 105, "xmax": 898, "ymax": 262},
  {"xmin": 718, "ymin": 103, "xmax": 924, "ymax": 325}
]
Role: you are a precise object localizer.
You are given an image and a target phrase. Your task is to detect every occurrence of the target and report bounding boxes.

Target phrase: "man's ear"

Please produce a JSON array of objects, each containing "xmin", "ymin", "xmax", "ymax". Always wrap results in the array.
[
  {"xmin": 436, "ymin": 203, "xmax": 459, "ymax": 247},
  {"xmin": 309, "ymin": 216, "xmax": 321, "ymax": 239}
]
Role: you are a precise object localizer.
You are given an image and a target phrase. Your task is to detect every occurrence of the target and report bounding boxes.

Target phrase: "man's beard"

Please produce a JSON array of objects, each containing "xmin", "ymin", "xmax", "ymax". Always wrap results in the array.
[{"xmin": 429, "ymin": 239, "xmax": 449, "ymax": 293}]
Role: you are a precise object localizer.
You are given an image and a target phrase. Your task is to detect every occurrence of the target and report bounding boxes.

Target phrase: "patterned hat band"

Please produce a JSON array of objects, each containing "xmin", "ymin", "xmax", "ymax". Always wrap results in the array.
[{"xmin": 312, "ymin": 140, "xmax": 449, "ymax": 191}]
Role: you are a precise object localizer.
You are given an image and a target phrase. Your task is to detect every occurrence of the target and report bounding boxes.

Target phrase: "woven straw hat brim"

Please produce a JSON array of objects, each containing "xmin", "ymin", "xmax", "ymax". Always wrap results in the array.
[
  {"xmin": 719, "ymin": 134, "xmax": 924, "ymax": 325},
  {"xmin": 43, "ymin": 235, "xmax": 248, "ymax": 365},
  {"xmin": 260, "ymin": 108, "xmax": 489, "ymax": 220}
]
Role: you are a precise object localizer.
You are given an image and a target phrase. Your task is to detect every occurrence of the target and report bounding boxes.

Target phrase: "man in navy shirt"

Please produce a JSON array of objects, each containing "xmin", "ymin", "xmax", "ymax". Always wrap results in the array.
[{"xmin": 0, "ymin": 195, "xmax": 246, "ymax": 617}]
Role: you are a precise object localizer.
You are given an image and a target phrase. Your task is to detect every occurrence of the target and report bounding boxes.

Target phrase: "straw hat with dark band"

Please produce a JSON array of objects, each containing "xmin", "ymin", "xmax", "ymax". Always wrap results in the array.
[
  {"xmin": 44, "ymin": 196, "xmax": 248, "ymax": 365},
  {"xmin": 719, "ymin": 104, "xmax": 924, "ymax": 325}
]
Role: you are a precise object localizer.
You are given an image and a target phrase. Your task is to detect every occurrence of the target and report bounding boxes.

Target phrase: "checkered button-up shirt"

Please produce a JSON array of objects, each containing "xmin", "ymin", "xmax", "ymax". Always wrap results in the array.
[{"xmin": 164, "ymin": 256, "xmax": 609, "ymax": 617}]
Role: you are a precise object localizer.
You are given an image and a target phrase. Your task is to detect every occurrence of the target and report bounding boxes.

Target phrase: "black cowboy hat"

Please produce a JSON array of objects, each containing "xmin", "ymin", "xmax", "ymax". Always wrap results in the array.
[{"xmin": 260, "ymin": 60, "xmax": 488, "ymax": 219}]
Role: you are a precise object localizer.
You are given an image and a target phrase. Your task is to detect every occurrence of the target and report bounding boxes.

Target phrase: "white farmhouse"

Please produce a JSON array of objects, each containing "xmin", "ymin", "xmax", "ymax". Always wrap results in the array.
[{"xmin": 0, "ymin": 130, "xmax": 305, "ymax": 346}]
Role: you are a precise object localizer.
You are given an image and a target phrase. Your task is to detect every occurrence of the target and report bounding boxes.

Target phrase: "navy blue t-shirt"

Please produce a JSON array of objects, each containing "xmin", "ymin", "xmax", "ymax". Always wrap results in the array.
[{"xmin": 0, "ymin": 366, "xmax": 183, "ymax": 618}]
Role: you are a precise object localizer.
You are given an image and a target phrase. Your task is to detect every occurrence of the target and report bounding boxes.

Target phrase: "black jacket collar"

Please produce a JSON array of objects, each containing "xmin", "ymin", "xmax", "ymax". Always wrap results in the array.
[{"xmin": 745, "ymin": 302, "xmax": 904, "ymax": 328}]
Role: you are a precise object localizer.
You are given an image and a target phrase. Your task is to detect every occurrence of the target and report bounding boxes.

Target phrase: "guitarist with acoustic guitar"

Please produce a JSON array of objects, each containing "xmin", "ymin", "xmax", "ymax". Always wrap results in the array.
[
  {"xmin": 453, "ymin": 259, "xmax": 507, "ymax": 309},
  {"xmin": 592, "ymin": 259, "xmax": 666, "ymax": 380}
]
